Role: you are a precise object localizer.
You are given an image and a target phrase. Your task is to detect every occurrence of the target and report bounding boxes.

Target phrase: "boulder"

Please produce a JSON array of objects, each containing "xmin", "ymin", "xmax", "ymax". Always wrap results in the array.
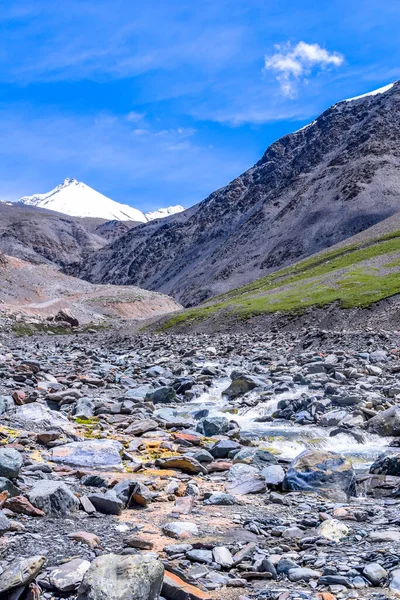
[
  {"xmin": 226, "ymin": 463, "xmax": 266, "ymax": 495},
  {"xmin": 317, "ymin": 519, "xmax": 349, "ymax": 542},
  {"xmin": 54, "ymin": 309, "xmax": 79, "ymax": 327},
  {"xmin": 145, "ymin": 386, "xmax": 176, "ymax": 404},
  {"xmin": 15, "ymin": 402, "xmax": 76, "ymax": 436},
  {"xmin": 367, "ymin": 406, "xmax": 400, "ymax": 436},
  {"xmin": 0, "ymin": 448, "xmax": 23, "ymax": 479},
  {"xmin": 363, "ymin": 562, "xmax": 388, "ymax": 586},
  {"xmin": 261, "ymin": 465, "xmax": 285, "ymax": 486},
  {"xmin": 50, "ymin": 558, "xmax": 91, "ymax": 592},
  {"xmin": 223, "ymin": 372, "xmax": 266, "ymax": 398},
  {"xmin": 196, "ymin": 416, "xmax": 229, "ymax": 437},
  {"xmin": 28, "ymin": 480, "xmax": 80, "ymax": 516},
  {"xmin": 204, "ymin": 492, "xmax": 236, "ymax": 506},
  {"xmin": 77, "ymin": 554, "xmax": 164, "ymax": 600},
  {"xmin": 51, "ymin": 439, "xmax": 123, "ymax": 471},
  {"xmin": 233, "ymin": 448, "xmax": 277, "ymax": 468},
  {"xmin": 283, "ymin": 449, "xmax": 356, "ymax": 500},
  {"xmin": 87, "ymin": 492, "xmax": 123, "ymax": 515},
  {"xmin": 370, "ymin": 453, "xmax": 400, "ymax": 476},
  {"xmin": 209, "ymin": 440, "xmax": 241, "ymax": 459},
  {"xmin": 74, "ymin": 397, "xmax": 95, "ymax": 419},
  {"xmin": 0, "ymin": 556, "xmax": 46, "ymax": 594}
]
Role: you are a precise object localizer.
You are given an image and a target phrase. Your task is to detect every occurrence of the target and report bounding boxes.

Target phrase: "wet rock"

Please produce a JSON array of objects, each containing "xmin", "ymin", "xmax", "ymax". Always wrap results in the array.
[
  {"xmin": 223, "ymin": 373, "xmax": 266, "ymax": 398},
  {"xmin": 367, "ymin": 406, "xmax": 400, "ymax": 436},
  {"xmin": 162, "ymin": 521, "xmax": 199, "ymax": 539},
  {"xmin": 0, "ymin": 448, "xmax": 23, "ymax": 479},
  {"xmin": 28, "ymin": 480, "xmax": 80, "ymax": 516},
  {"xmin": 51, "ymin": 439, "xmax": 124, "ymax": 470},
  {"xmin": 283, "ymin": 449, "xmax": 356, "ymax": 500},
  {"xmin": 77, "ymin": 554, "xmax": 164, "ymax": 600},
  {"xmin": 370, "ymin": 453, "xmax": 400, "ymax": 476},
  {"xmin": 209, "ymin": 440, "xmax": 241, "ymax": 459},
  {"xmin": 49, "ymin": 558, "xmax": 91, "ymax": 592},
  {"xmin": 233, "ymin": 448, "xmax": 277, "ymax": 467},
  {"xmin": 196, "ymin": 416, "xmax": 229, "ymax": 437},
  {"xmin": 0, "ymin": 556, "xmax": 46, "ymax": 594}
]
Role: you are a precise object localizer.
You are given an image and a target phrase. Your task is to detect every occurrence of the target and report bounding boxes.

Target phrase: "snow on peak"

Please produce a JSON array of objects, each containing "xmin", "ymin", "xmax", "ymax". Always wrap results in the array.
[
  {"xmin": 344, "ymin": 82, "xmax": 395, "ymax": 103},
  {"xmin": 145, "ymin": 205, "xmax": 185, "ymax": 221},
  {"xmin": 18, "ymin": 179, "xmax": 185, "ymax": 223}
]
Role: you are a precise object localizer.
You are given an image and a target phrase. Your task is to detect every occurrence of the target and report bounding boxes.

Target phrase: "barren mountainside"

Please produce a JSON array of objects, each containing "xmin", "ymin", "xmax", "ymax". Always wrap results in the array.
[{"xmin": 82, "ymin": 82, "xmax": 400, "ymax": 306}]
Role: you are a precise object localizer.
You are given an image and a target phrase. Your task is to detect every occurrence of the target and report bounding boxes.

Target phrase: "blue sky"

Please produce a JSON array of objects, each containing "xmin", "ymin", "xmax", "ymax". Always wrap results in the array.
[{"xmin": 0, "ymin": 0, "xmax": 399, "ymax": 211}]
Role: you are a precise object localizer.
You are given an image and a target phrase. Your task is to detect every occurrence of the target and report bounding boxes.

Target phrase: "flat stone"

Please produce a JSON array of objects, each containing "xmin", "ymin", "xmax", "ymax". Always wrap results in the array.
[
  {"xmin": 50, "ymin": 558, "xmax": 91, "ymax": 592},
  {"xmin": 51, "ymin": 439, "xmax": 123, "ymax": 471},
  {"xmin": 288, "ymin": 567, "xmax": 321, "ymax": 582},
  {"xmin": 162, "ymin": 522, "xmax": 199, "ymax": 540}
]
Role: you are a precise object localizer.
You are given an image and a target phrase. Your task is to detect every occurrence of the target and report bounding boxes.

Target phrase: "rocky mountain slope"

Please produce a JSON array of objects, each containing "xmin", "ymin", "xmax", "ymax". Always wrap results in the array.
[
  {"xmin": 82, "ymin": 82, "xmax": 400, "ymax": 306},
  {"xmin": 0, "ymin": 253, "xmax": 181, "ymax": 325},
  {"xmin": 158, "ymin": 211, "xmax": 400, "ymax": 333},
  {"xmin": 0, "ymin": 202, "xmax": 110, "ymax": 270},
  {"xmin": 19, "ymin": 177, "xmax": 185, "ymax": 222}
]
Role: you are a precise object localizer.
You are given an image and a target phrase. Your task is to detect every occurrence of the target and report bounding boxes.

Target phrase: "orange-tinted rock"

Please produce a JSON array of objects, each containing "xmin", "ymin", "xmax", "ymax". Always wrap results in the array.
[
  {"xmin": 162, "ymin": 570, "xmax": 211, "ymax": 600},
  {"xmin": 5, "ymin": 496, "xmax": 45, "ymax": 517}
]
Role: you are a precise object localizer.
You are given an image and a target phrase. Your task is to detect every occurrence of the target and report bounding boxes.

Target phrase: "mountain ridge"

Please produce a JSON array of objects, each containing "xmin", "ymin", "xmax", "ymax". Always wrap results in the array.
[
  {"xmin": 19, "ymin": 178, "xmax": 185, "ymax": 223},
  {"xmin": 82, "ymin": 81, "xmax": 400, "ymax": 306}
]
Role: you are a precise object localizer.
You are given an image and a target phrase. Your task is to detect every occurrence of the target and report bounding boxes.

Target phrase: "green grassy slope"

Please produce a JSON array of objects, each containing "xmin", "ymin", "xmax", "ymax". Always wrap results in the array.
[{"xmin": 161, "ymin": 229, "xmax": 400, "ymax": 329}]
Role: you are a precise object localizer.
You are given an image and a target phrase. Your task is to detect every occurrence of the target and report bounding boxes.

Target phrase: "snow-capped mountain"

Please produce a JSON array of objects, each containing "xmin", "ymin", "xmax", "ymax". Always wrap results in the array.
[
  {"xmin": 145, "ymin": 205, "xmax": 184, "ymax": 221},
  {"xmin": 19, "ymin": 178, "xmax": 184, "ymax": 223}
]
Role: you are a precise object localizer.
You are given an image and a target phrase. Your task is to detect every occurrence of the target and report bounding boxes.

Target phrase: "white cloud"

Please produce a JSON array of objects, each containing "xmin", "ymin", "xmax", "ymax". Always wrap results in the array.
[{"xmin": 264, "ymin": 41, "xmax": 344, "ymax": 98}]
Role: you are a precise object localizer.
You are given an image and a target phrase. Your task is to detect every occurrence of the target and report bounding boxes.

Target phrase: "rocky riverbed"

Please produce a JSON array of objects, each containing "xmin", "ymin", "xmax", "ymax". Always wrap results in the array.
[{"xmin": 0, "ymin": 327, "xmax": 400, "ymax": 600}]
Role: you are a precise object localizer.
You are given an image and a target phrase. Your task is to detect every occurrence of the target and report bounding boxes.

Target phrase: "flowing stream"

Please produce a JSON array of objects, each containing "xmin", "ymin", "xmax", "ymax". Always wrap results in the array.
[{"xmin": 175, "ymin": 376, "xmax": 393, "ymax": 472}]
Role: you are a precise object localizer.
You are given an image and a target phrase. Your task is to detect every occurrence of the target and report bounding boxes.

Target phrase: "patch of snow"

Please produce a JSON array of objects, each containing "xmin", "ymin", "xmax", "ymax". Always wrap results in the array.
[
  {"xmin": 145, "ymin": 205, "xmax": 185, "ymax": 221},
  {"xmin": 344, "ymin": 82, "xmax": 394, "ymax": 103}
]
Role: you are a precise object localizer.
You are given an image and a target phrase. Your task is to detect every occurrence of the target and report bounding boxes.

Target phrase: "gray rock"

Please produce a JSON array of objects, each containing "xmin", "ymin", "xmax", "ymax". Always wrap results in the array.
[
  {"xmin": 261, "ymin": 465, "xmax": 285, "ymax": 486},
  {"xmin": 390, "ymin": 568, "xmax": 400, "ymax": 595},
  {"xmin": 145, "ymin": 386, "xmax": 176, "ymax": 404},
  {"xmin": 0, "ymin": 509, "xmax": 11, "ymax": 535},
  {"xmin": 186, "ymin": 549, "xmax": 213, "ymax": 564},
  {"xmin": 233, "ymin": 448, "xmax": 277, "ymax": 468},
  {"xmin": 226, "ymin": 463, "xmax": 266, "ymax": 495},
  {"xmin": 162, "ymin": 521, "xmax": 199, "ymax": 539},
  {"xmin": 77, "ymin": 554, "xmax": 164, "ymax": 600},
  {"xmin": 363, "ymin": 562, "xmax": 388, "ymax": 586},
  {"xmin": 74, "ymin": 397, "xmax": 95, "ymax": 418},
  {"xmin": 213, "ymin": 546, "xmax": 234, "ymax": 568},
  {"xmin": 370, "ymin": 453, "xmax": 400, "ymax": 476},
  {"xmin": 16, "ymin": 402, "xmax": 77, "ymax": 436},
  {"xmin": 209, "ymin": 439, "xmax": 241, "ymax": 459},
  {"xmin": 28, "ymin": 480, "xmax": 80, "ymax": 516},
  {"xmin": 51, "ymin": 439, "xmax": 123, "ymax": 470},
  {"xmin": 288, "ymin": 567, "xmax": 321, "ymax": 582},
  {"xmin": 0, "ymin": 395, "xmax": 13, "ymax": 415},
  {"xmin": 196, "ymin": 416, "xmax": 229, "ymax": 437},
  {"xmin": 0, "ymin": 448, "xmax": 23, "ymax": 479},
  {"xmin": 88, "ymin": 492, "xmax": 124, "ymax": 515},
  {"xmin": 204, "ymin": 492, "xmax": 236, "ymax": 506},
  {"xmin": 223, "ymin": 373, "xmax": 266, "ymax": 398},
  {"xmin": 0, "ymin": 477, "xmax": 21, "ymax": 497},
  {"xmin": 367, "ymin": 406, "xmax": 400, "ymax": 436},
  {"xmin": 50, "ymin": 558, "xmax": 91, "ymax": 592},
  {"xmin": 0, "ymin": 556, "xmax": 46, "ymax": 593}
]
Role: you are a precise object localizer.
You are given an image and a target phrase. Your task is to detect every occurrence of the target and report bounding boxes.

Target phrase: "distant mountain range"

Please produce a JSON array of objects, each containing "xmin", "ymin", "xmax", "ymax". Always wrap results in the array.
[
  {"xmin": 81, "ymin": 81, "xmax": 400, "ymax": 306},
  {"xmin": 19, "ymin": 178, "xmax": 184, "ymax": 223}
]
